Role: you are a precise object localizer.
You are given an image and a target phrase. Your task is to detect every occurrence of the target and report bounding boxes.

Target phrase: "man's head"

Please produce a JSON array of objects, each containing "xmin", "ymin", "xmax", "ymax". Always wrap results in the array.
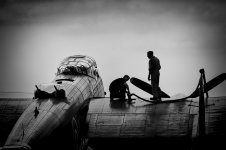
[
  {"xmin": 123, "ymin": 75, "xmax": 130, "ymax": 81},
  {"xmin": 147, "ymin": 51, "xmax": 154, "ymax": 58}
]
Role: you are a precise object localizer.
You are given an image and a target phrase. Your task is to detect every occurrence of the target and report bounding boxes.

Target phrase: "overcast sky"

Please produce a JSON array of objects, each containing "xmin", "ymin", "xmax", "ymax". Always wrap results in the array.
[{"xmin": 0, "ymin": 0, "xmax": 225, "ymax": 98}]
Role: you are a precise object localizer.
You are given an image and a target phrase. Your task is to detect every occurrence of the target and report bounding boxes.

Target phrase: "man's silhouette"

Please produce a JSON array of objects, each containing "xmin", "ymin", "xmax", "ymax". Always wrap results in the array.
[
  {"xmin": 109, "ymin": 75, "xmax": 131, "ymax": 101},
  {"xmin": 147, "ymin": 51, "xmax": 162, "ymax": 101}
]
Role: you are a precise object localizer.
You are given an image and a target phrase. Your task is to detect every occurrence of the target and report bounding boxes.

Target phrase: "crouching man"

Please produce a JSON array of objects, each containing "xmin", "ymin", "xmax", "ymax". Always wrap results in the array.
[{"xmin": 109, "ymin": 75, "xmax": 131, "ymax": 102}]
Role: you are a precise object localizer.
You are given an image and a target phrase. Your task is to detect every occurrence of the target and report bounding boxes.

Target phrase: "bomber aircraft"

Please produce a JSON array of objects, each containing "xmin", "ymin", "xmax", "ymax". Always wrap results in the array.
[{"xmin": 0, "ymin": 55, "xmax": 225, "ymax": 150}]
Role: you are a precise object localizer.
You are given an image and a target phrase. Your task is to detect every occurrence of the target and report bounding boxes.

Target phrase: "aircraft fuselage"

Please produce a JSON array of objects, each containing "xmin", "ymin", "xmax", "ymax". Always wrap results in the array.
[{"xmin": 2, "ymin": 55, "xmax": 105, "ymax": 150}]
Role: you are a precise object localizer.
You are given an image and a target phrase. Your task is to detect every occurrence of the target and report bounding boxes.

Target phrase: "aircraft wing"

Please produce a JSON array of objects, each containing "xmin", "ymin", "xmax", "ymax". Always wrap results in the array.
[
  {"xmin": 0, "ymin": 98, "xmax": 32, "ymax": 146},
  {"xmin": 87, "ymin": 97, "xmax": 198, "ymax": 149}
]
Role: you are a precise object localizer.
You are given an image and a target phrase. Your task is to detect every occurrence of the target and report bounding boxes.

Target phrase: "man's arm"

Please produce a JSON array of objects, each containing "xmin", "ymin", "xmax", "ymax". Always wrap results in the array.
[
  {"xmin": 148, "ymin": 71, "xmax": 151, "ymax": 81},
  {"xmin": 148, "ymin": 59, "xmax": 152, "ymax": 81},
  {"xmin": 124, "ymin": 83, "xmax": 130, "ymax": 94}
]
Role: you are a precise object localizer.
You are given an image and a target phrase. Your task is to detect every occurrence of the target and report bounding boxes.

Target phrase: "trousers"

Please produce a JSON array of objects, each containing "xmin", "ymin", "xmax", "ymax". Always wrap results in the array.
[{"xmin": 151, "ymin": 70, "xmax": 161, "ymax": 99}]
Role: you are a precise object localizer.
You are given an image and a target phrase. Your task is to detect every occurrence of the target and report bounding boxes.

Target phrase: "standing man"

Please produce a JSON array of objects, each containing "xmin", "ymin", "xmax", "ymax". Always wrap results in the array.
[
  {"xmin": 109, "ymin": 75, "xmax": 131, "ymax": 101},
  {"xmin": 147, "ymin": 51, "xmax": 162, "ymax": 101}
]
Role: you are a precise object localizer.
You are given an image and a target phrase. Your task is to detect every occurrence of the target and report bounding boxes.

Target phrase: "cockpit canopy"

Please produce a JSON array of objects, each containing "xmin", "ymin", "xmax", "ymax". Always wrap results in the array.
[{"xmin": 57, "ymin": 55, "xmax": 99, "ymax": 78}]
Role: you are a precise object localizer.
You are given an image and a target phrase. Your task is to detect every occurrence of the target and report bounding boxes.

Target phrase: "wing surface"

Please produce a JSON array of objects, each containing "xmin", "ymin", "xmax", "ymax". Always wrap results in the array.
[{"xmin": 87, "ymin": 97, "xmax": 197, "ymax": 138}]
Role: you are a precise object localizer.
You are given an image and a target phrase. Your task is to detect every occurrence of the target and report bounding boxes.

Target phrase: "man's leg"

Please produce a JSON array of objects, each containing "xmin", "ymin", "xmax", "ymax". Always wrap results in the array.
[
  {"xmin": 119, "ymin": 87, "xmax": 126, "ymax": 101},
  {"xmin": 110, "ymin": 89, "xmax": 119, "ymax": 101},
  {"xmin": 151, "ymin": 71, "xmax": 160, "ymax": 100},
  {"xmin": 156, "ymin": 73, "xmax": 162, "ymax": 101},
  {"xmin": 157, "ymin": 87, "xmax": 162, "ymax": 101},
  {"xmin": 151, "ymin": 80, "xmax": 159, "ymax": 100}
]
